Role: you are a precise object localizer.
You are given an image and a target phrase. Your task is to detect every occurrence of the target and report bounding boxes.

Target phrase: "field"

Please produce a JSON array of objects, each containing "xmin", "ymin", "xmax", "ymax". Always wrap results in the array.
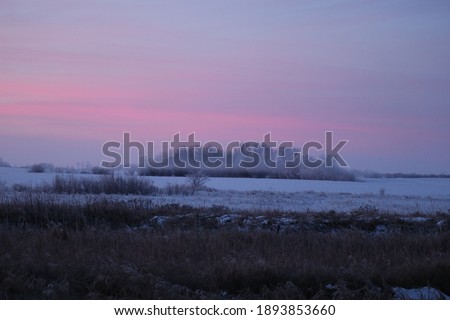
[{"xmin": 0, "ymin": 167, "xmax": 449, "ymax": 299}]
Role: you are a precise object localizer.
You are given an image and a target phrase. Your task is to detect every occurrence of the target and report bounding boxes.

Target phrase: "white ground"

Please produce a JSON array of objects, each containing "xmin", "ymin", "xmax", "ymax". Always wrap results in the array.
[
  {"xmin": 392, "ymin": 286, "xmax": 450, "ymax": 300},
  {"xmin": 1, "ymin": 167, "xmax": 450, "ymax": 214}
]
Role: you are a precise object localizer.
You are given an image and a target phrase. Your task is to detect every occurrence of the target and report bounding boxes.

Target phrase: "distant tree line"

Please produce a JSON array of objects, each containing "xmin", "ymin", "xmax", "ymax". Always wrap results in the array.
[
  {"xmin": 138, "ymin": 147, "xmax": 356, "ymax": 182},
  {"xmin": 353, "ymin": 170, "xmax": 450, "ymax": 179}
]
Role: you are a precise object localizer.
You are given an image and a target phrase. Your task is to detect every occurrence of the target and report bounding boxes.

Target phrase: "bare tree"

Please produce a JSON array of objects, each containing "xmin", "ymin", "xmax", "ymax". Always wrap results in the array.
[{"xmin": 186, "ymin": 171, "xmax": 209, "ymax": 195}]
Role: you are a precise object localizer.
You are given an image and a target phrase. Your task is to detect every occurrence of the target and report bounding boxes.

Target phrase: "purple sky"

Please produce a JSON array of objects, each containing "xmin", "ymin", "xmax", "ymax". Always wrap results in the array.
[{"xmin": 1, "ymin": 0, "xmax": 449, "ymax": 173}]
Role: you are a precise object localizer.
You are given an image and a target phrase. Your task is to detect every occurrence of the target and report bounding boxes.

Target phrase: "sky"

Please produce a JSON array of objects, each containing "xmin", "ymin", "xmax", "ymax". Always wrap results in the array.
[{"xmin": 1, "ymin": 0, "xmax": 449, "ymax": 173}]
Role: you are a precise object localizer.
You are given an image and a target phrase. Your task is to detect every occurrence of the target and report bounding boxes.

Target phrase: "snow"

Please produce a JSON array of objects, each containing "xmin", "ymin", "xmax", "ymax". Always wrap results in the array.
[
  {"xmin": 206, "ymin": 176, "xmax": 450, "ymax": 196},
  {"xmin": 218, "ymin": 214, "xmax": 240, "ymax": 225},
  {"xmin": 436, "ymin": 220, "xmax": 446, "ymax": 230},
  {"xmin": 374, "ymin": 225, "xmax": 388, "ymax": 233},
  {"xmin": 1, "ymin": 167, "xmax": 450, "ymax": 196},
  {"xmin": 1, "ymin": 167, "xmax": 450, "ymax": 214},
  {"xmin": 392, "ymin": 287, "xmax": 450, "ymax": 300},
  {"xmin": 150, "ymin": 216, "xmax": 167, "ymax": 226},
  {"xmin": 121, "ymin": 190, "xmax": 445, "ymax": 214}
]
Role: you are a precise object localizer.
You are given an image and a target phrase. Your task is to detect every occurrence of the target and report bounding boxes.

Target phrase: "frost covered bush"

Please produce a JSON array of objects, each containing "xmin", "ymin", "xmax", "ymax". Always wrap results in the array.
[
  {"xmin": 29, "ymin": 163, "xmax": 45, "ymax": 173},
  {"xmin": 29, "ymin": 163, "xmax": 54, "ymax": 173}
]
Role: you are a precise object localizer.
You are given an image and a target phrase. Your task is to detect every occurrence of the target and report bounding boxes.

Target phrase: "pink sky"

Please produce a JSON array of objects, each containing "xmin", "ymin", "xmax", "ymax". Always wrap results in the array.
[{"xmin": 1, "ymin": 0, "xmax": 449, "ymax": 173}]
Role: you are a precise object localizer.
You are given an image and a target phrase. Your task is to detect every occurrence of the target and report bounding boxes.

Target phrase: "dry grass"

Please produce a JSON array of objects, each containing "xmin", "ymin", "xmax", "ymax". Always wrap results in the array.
[{"xmin": 0, "ymin": 195, "xmax": 449, "ymax": 299}]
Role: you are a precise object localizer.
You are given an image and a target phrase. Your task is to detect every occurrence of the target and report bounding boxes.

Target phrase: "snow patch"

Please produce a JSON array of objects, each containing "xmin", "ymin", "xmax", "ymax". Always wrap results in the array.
[
  {"xmin": 218, "ymin": 214, "xmax": 239, "ymax": 225},
  {"xmin": 374, "ymin": 225, "xmax": 388, "ymax": 234},
  {"xmin": 392, "ymin": 287, "xmax": 450, "ymax": 300}
]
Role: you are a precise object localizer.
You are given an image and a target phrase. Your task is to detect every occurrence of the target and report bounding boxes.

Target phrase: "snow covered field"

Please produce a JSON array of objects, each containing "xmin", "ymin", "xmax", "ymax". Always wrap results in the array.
[
  {"xmin": 1, "ymin": 167, "xmax": 450, "ymax": 214},
  {"xmin": 2, "ymin": 167, "xmax": 450, "ymax": 196},
  {"xmin": 1, "ymin": 167, "xmax": 449, "ymax": 300}
]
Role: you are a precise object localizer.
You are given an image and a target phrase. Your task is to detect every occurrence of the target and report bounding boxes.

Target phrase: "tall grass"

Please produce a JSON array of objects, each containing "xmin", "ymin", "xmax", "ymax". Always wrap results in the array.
[
  {"xmin": 48, "ymin": 175, "xmax": 159, "ymax": 195},
  {"xmin": 0, "ymin": 196, "xmax": 449, "ymax": 299},
  {"xmin": 22, "ymin": 175, "xmax": 197, "ymax": 196},
  {"xmin": 0, "ymin": 228, "xmax": 449, "ymax": 299}
]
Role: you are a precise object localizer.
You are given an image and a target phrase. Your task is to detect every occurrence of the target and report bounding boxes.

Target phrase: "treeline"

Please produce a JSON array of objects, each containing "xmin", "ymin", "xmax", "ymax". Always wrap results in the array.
[
  {"xmin": 139, "ymin": 166, "xmax": 356, "ymax": 181},
  {"xmin": 0, "ymin": 158, "xmax": 11, "ymax": 167},
  {"xmin": 138, "ymin": 148, "xmax": 356, "ymax": 181},
  {"xmin": 354, "ymin": 170, "xmax": 450, "ymax": 179}
]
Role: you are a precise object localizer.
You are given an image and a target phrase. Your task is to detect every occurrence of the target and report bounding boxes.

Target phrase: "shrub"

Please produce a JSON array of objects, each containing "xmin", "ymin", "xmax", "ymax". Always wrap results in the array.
[
  {"xmin": 29, "ymin": 163, "xmax": 46, "ymax": 173},
  {"xmin": 91, "ymin": 166, "xmax": 111, "ymax": 175}
]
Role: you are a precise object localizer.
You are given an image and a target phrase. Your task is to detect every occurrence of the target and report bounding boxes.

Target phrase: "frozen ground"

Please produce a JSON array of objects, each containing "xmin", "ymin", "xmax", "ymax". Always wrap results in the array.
[
  {"xmin": 2, "ymin": 167, "xmax": 450, "ymax": 196},
  {"xmin": 1, "ymin": 167, "xmax": 450, "ymax": 214}
]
